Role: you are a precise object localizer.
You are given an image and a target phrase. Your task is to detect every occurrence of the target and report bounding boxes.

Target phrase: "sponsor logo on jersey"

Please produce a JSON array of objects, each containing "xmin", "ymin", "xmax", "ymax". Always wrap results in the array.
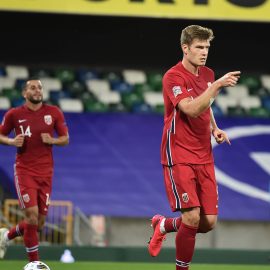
[
  {"xmin": 18, "ymin": 119, "xmax": 27, "ymax": 123},
  {"xmin": 23, "ymin": 194, "xmax": 30, "ymax": 203},
  {"xmin": 182, "ymin": 193, "xmax": 189, "ymax": 203},
  {"xmin": 44, "ymin": 115, "xmax": 52, "ymax": 125},
  {"xmin": 187, "ymin": 88, "xmax": 193, "ymax": 92},
  {"xmin": 172, "ymin": 86, "xmax": 182, "ymax": 97}
]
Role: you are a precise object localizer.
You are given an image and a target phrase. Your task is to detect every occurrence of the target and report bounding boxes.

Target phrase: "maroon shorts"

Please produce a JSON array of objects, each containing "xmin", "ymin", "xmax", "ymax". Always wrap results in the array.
[
  {"xmin": 14, "ymin": 174, "xmax": 52, "ymax": 216},
  {"xmin": 163, "ymin": 163, "xmax": 218, "ymax": 215}
]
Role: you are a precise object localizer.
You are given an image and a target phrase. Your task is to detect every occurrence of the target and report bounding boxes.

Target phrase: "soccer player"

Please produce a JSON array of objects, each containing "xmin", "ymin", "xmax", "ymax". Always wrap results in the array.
[
  {"xmin": 147, "ymin": 25, "xmax": 240, "ymax": 269},
  {"xmin": 0, "ymin": 78, "xmax": 69, "ymax": 261}
]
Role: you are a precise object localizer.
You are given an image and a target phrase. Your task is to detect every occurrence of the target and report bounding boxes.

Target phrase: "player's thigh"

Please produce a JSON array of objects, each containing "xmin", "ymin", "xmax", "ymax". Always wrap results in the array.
[
  {"xmin": 37, "ymin": 177, "xmax": 52, "ymax": 216},
  {"xmin": 14, "ymin": 174, "xmax": 38, "ymax": 210},
  {"xmin": 163, "ymin": 164, "xmax": 200, "ymax": 212},
  {"xmin": 196, "ymin": 163, "xmax": 218, "ymax": 215}
]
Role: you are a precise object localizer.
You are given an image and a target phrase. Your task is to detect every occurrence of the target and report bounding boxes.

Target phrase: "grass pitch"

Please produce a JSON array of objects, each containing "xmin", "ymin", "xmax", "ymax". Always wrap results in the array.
[{"xmin": 0, "ymin": 261, "xmax": 269, "ymax": 270}]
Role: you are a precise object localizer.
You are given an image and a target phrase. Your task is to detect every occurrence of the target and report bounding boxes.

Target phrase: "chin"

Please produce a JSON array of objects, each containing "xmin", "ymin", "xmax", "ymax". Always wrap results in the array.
[{"xmin": 30, "ymin": 99, "xmax": 42, "ymax": 105}]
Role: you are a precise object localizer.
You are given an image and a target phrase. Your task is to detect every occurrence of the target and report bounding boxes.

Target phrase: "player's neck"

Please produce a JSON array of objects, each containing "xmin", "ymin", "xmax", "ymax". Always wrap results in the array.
[
  {"xmin": 182, "ymin": 59, "xmax": 199, "ymax": 76},
  {"xmin": 25, "ymin": 101, "xmax": 43, "ymax": 111}
]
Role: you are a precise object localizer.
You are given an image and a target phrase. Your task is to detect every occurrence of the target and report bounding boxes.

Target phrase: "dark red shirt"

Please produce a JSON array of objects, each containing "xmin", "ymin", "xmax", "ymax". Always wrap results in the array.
[
  {"xmin": 0, "ymin": 104, "xmax": 68, "ymax": 176},
  {"xmin": 161, "ymin": 62, "xmax": 215, "ymax": 165}
]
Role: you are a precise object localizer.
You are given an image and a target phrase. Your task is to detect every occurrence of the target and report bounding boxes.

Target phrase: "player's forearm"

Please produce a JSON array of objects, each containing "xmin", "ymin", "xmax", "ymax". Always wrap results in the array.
[
  {"xmin": 210, "ymin": 108, "xmax": 218, "ymax": 130},
  {"xmin": 179, "ymin": 81, "xmax": 221, "ymax": 118},
  {"xmin": 0, "ymin": 134, "xmax": 13, "ymax": 146},
  {"xmin": 51, "ymin": 135, "xmax": 69, "ymax": 146}
]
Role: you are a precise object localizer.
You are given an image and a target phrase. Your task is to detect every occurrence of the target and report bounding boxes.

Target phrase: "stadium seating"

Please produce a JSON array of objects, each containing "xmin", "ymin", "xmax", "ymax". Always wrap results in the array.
[{"xmin": 0, "ymin": 64, "xmax": 269, "ymax": 117}]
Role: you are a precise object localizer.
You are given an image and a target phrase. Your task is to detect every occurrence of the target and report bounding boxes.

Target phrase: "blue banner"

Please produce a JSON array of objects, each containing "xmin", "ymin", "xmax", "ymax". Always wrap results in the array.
[{"xmin": 0, "ymin": 111, "xmax": 269, "ymax": 220}]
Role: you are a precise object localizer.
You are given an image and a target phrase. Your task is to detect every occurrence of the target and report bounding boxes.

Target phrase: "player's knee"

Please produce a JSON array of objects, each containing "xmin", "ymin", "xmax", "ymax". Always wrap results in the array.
[
  {"xmin": 37, "ymin": 225, "xmax": 44, "ymax": 232},
  {"xmin": 25, "ymin": 216, "xmax": 38, "ymax": 225},
  {"xmin": 182, "ymin": 208, "xmax": 201, "ymax": 227},
  {"xmin": 200, "ymin": 224, "xmax": 215, "ymax": 233},
  {"xmin": 25, "ymin": 212, "xmax": 38, "ymax": 225},
  {"xmin": 200, "ymin": 217, "xmax": 217, "ymax": 233},
  {"xmin": 38, "ymin": 221, "xmax": 45, "ymax": 231}
]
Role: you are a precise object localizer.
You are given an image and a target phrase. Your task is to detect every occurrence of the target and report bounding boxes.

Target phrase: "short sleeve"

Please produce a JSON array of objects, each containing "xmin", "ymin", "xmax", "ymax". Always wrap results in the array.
[
  {"xmin": 0, "ymin": 109, "xmax": 15, "ymax": 135},
  {"xmin": 54, "ymin": 107, "xmax": 69, "ymax": 136},
  {"xmin": 163, "ymin": 72, "xmax": 191, "ymax": 107}
]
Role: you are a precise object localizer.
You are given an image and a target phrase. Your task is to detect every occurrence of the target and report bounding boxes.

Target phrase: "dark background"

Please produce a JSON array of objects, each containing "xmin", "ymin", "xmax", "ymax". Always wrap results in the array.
[{"xmin": 0, "ymin": 11, "xmax": 269, "ymax": 74}]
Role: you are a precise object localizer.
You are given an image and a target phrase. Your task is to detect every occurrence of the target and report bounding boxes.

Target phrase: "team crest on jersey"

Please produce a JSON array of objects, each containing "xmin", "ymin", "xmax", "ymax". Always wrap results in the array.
[
  {"xmin": 182, "ymin": 193, "xmax": 189, "ymax": 203},
  {"xmin": 172, "ymin": 86, "xmax": 182, "ymax": 97},
  {"xmin": 44, "ymin": 115, "xmax": 52, "ymax": 125},
  {"xmin": 23, "ymin": 194, "xmax": 30, "ymax": 203}
]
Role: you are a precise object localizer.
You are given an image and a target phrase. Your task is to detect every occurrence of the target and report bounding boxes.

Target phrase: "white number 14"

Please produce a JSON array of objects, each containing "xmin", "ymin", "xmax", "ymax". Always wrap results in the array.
[{"xmin": 19, "ymin": 125, "xmax": 32, "ymax": 137}]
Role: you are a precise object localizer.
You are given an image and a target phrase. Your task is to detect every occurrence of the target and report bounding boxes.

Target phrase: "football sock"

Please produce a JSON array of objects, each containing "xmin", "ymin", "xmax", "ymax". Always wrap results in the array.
[
  {"xmin": 164, "ymin": 217, "xmax": 207, "ymax": 233},
  {"xmin": 24, "ymin": 223, "xmax": 39, "ymax": 262},
  {"xmin": 164, "ymin": 217, "xmax": 182, "ymax": 232},
  {"xmin": 7, "ymin": 221, "xmax": 25, "ymax": 240},
  {"xmin": 175, "ymin": 223, "xmax": 198, "ymax": 270}
]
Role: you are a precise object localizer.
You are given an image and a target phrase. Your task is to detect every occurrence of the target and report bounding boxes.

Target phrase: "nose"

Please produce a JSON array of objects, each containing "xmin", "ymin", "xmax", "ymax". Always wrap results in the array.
[
  {"xmin": 35, "ymin": 87, "xmax": 42, "ymax": 93},
  {"xmin": 202, "ymin": 47, "xmax": 209, "ymax": 55}
]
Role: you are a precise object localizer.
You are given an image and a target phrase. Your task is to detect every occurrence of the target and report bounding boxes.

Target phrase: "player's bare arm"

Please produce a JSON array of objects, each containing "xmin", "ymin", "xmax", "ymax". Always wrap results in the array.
[
  {"xmin": 210, "ymin": 108, "xmax": 230, "ymax": 145},
  {"xmin": 0, "ymin": 134, "xmax": 24, "ymax": 147},
  {"xmin": 41, "ymin": 133, "xmax": 69, "ymax": 146},
  {"xmin": 178, "ymin": 71, "xmax": 241, "ymax": 118}
]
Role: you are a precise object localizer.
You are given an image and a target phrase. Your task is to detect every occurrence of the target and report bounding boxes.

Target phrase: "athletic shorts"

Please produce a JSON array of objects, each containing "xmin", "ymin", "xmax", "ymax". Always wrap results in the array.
[
  {"xmin": 163, "ymin": 163, "xmax": 218, "ymax": 215},
  {"xmin": 14, "ymin": 174, "xmax": 52, "ymax": 216}
]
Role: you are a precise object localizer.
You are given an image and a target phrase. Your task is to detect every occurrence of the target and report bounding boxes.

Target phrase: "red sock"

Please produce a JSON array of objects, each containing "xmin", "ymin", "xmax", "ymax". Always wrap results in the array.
[
  {"xmin": 23, "ymin": 223, "xmax": 39, "ymax": 262},
  {"xmin": 164, "ymin": 217, "xmax": 205, "ymax": 233},
  {"xmin": 7, "ymin": 221, "xmax": 25, "ymax": 240},
  {"xmin": 175, "ymin": 223, "xmax": 198, "ymax": 270},
  {"xmin": 164, "ymin": 217, "xmax": 182, "ymax": 232}
]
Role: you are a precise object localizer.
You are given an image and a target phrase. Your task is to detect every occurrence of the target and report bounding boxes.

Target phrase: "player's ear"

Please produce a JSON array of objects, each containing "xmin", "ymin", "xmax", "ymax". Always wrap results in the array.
[
  {"xmin": 182, "ymin": 44, "xmax": 188, "ymax": 55},
  {"xmin": 22, "ymin": 89, "xmax": 26, "ymax": 98}
]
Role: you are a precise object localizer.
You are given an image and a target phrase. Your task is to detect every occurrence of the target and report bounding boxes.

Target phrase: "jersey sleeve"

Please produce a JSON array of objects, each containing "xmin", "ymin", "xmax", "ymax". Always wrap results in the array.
[
  {"xmin": 163, "ymin": 72, "xmax": 191, "ymax": 107},
  {"xmin": 54, "ymin": 107, "xmax": 69, "ymax": 136},
  {"xmin": 0, "ymin": 109, "xmax": 15, "ymax": 135}
]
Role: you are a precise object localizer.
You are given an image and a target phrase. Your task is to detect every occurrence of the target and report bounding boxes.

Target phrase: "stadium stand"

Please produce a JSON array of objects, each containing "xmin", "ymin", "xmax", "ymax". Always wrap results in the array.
[{"xmin": 0, "ymin": 64, "xmax": 270, "ymax": 117}]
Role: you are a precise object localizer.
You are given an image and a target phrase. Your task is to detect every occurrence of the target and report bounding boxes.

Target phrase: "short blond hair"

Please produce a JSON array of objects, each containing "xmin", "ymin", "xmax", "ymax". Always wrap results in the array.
[{"xmin": 180, "ymin": 25, "xmax": 214, "ymax": 45}]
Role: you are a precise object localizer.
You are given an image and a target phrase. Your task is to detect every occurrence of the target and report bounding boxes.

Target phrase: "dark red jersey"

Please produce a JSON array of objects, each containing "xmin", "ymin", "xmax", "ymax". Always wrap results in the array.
[
  {"xmin": 161, "ymin": 62, "xmax": 215, "ymax": 165},
  {"xmin": 0, "ymin": 104, "xmax": 68, "ymax": 176}
]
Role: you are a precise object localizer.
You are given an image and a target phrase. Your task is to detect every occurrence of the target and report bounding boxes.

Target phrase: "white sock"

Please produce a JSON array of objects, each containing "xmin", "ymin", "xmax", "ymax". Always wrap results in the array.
[
  {"xmin": 159, "ymin": 218, "xmax": 166, "ymax": 234},
  {"xmin": 4, "ymin": 231, "xmax": 9, "ymax": 242}
]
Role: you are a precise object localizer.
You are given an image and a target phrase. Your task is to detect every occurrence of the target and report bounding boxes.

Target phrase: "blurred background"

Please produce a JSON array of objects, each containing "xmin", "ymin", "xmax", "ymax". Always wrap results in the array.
[{"xmin": 0, "ymin": 0, "xmax": 269, "ymax": 265}]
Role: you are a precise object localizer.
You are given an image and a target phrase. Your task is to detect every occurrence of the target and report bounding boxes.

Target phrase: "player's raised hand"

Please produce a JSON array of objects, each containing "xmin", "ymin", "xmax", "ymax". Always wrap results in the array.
[
  {"xmin": 41, "ymin": 133, "xmax": 54, "ymax": 145},
  {"xmin": 217, "ymin": 71, "xmax": 241, "ymax": 87},
  {"xmin": 11, "ymin": 134, "xmax": 24, "ymax": 147}
]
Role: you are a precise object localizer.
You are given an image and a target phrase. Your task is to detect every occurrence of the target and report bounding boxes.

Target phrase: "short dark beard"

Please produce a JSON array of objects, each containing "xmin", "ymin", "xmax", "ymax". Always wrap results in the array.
[{"xmin": 29, "ymin": 97, "xmax": 42, "ymax": 104}]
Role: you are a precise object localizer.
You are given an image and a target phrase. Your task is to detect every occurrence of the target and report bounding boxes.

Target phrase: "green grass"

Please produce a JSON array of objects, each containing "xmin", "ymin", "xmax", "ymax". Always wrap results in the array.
[{"xmin": 0, "ymin": 261, "xmax": 269, "ymax": 270}]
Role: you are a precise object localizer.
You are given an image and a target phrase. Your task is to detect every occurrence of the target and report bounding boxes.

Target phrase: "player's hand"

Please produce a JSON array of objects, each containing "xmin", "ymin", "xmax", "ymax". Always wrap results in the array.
[
  {"xmin": 217, "ymin": 71, "xmax": 241, "ymax": 87},
  {"xmin": 212, "ymin": 128, "xmax": 231, "ymax": 145},
  {"xmin": 11, "ymin": 134, "xmax": 24, "ymax": 147},
  {"xmin": 41, "ymin": 133, "xmax": 54, "ymax": 145}
]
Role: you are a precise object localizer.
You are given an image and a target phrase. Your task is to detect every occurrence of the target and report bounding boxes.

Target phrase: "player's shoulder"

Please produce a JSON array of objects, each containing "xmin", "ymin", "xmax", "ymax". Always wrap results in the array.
[
  {"xmin": 6, "ymin": 105, "xmax": 24, "ymax": 115},
  {"xmin": 164, "ymin": 62, "xmax": 184, "ymax": 78},
  {"xmin": 43, "ymin": 103, "xmax": 62, "ymax": 113},
  {"xmin": 200, "ymin": 66, "xmax": 214, "ymax": 76}
]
